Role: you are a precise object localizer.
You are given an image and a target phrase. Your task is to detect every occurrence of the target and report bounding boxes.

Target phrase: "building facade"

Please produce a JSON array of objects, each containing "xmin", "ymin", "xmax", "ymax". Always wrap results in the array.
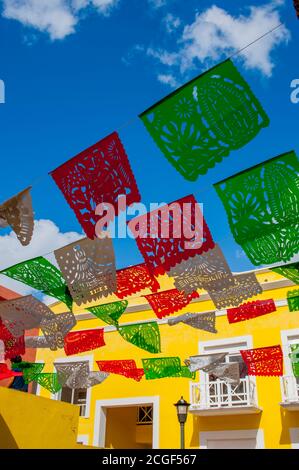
[{"xmin": 34, "ymin": 268, "xmax": 299, "ymax": 449}]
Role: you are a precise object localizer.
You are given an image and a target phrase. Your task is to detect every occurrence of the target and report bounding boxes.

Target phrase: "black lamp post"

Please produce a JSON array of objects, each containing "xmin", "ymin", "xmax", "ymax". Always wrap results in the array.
[{"xmin": 174, "ymin": 396, "xmax": 190, "ymax": 449}]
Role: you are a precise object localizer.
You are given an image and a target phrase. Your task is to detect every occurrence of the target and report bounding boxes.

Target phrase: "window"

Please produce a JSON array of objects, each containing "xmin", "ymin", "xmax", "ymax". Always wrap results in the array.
[
  {"xmin": 60, "ymin": 387, "xmax": 87, "ymax": 416},
  {"xmin": 137, "ymin": 406, "xmax": 153, "ymax": 425}
]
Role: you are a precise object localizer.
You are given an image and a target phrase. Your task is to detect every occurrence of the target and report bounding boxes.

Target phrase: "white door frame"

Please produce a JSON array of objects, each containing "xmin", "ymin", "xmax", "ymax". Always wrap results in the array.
[
  {"xmin": 200, "ymin": 429, "xmax": 265, "ymax": 449},
  {"xmin": 290, "ymin": 428, "xmax": 299, "ymax": 449},
  {"xmin": 93, "ymin": 396, "xmax": 160, "ymax": 449}
]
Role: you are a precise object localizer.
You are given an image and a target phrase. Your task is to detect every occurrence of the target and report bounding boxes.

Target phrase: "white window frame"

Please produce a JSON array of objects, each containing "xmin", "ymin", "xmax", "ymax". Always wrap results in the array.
[
  {"xmin": 200, "ymin": 429, "xmax": 265, "ymax": 449},
  {"xmin": 290, "ymin": 428, "xmax": 299, "ymax": 449},
  {"xmin": 93, "ymin": 396, "xmax": 160, "ymax": 449},
  {"xmin": 51, "ymin": 354, "xmax": 94, "ymax": 419},
  {"xmin": 77, "ymin": 434, "xmax": 89, "ymax": 446},
  {"xmin": 280, "ymin": 328, "xmax": 299, "ymax": 402}
]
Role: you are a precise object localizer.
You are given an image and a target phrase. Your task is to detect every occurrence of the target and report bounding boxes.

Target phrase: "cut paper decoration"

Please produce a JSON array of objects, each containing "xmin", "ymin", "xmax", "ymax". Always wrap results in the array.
[
  {"xmin": 287, "ymin": 289, "xmax": 299, "ymax": 312},
  {"xmin": 25, "ymin": 335, "xmax": 51, "ymax": 348},
  {"xmin": 142, "ymin": 357, "xmax": 183, "ymax": 380},
  {"xmin": 240, "ymin": 345, "xmax": 283, "ymax": 377},
  {"xmin": 0, "ymin": 187, "xmax": 34, "ymax": 246},
  {"xmin": 0, "ymin": 295, "xmax": 53, "ymax": 338},
  {"xmin": 64, "ymin": 329, "xmax": 105, "ymax": 356},
  {"xmin": 0, "ymin": 363, "xmax": 23, "ymax": 381},
  {"xmin": 55, "ymin": 361, "xmax": 109, "ymax": 389},
  {"xmin": 0, "ymin": 320, "xmax": 25, "ymax": 359},
  {"xmin": 140, "ymin": 59, "xmax": 269, "ymax": 182},
  {"xmin": 51, "ymin": 132, "xmax": 141, "ymax": 239},
  {"xmin": 0, "ymin": 340, "xmax": 4, "ymax": 363},
  {"xmin": 168, "ymin": 311, "xmax": 217, "ymax": 333},
  {"xmin": 214, "ymin": 151, "xmax": 299, "ymax": 265},
  {"xmin": 34, "ymin": 373, "xmax": 62, "ymax": 394},
  {"xmin": 208, "ymin": 362, "xmax": 240, "ymax": 385},
  {"xmin": 87, "ymin": 300, "xmax": 128, "ymax": 327},
  {"xmin": 1, "ymin": 257, "xmax": 73, "ymax": 311},
  {"xmin": 116, "ymin": 264, "xmax": 160, "ymax": 299},
  {"xmin": 173, "ymin": 366, "xmax": 196, "ymax": 379},
  {"xmin": 96, "ymin": 360, "xmax": 144, "ymax": 382},
  {"xmin": 144, "ymin": 289, "xmax": 199, "ymax": 319},
  {"xmin": 271, "ymin": 262, "xmax": 299, "ymax": 285},
  {"xmin": 208, "ymin": 273, "xmax": 262, "ymax": 309},
  {"xmin": 185, "ymin": 353, "xmax": 227, "ymax": 373},
  {"xmin": 118, "ymin": 321, "xmax": 161, "ymax": 353},
  {"xmin": 294, "ymin": 0, "xmax": 299, "ymax": 19},
  {"xmin": 290, "ymin": 344, "xmax": 299, "ymax": 378},
  {"xmin": 227, "ymin": 299, "xmax": 276, "ymax": 324},
  {"xmin": 130, "ymin": 194, "xmax": 215, "ymax": 276},
  {"xmin": 169, "ymin": 244, "xmax": 235, "ymax": 294},
  {"xmin": 55, "ymin": 237, "xmax": 116, "ymax": 305},
  {"xmin": 40, "ymin": 312, "xmax": 77, "ymax": 351},
  {"xmin": 13, "ymin": 362, "xmax": 45, "ymax": 384}
]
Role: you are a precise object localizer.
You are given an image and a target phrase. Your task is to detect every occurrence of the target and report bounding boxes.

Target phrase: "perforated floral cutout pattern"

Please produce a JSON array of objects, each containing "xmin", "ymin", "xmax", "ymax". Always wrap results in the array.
[
  {"xmin": 64, "ymin": 329, "xmax": 105, "ymax": 356},
  {"xmin": 240, "ymin": 345, "xmax": 283, "ymax": 376},
  {"xmin": 96, "ymin": 360, "xmax": 144, "ymax": 382},
  {"xmin": 130, "ymin": 194, "xmax": 215, "ymax": 276},
  {"xmin": 271, "ymin": 262, "xmax": 299, "ymax": 285},
  {"xmin": 169, "ymin": 244, "xmax": 235, "ymax": 294},
  {"xmin": 185, "ymin": 353, "xmax": 227, "ymax": 373},
  {"xmin": 287, "ymin": 289, "xmax": 299, "ymax": 312},
  {"xmin": 55, "ymin": 237, "xmax": 116, "ymax": 305},
  {"xmin": 142, "ymin": 357, "xmax": 182, "ymax": 379},
  {"xmin": 14, "ymin": 362, "xmax": 45, "ymax": 384},
  {"xmin": 168, "ymin": 311, "xmax": 217, "ymax": 333},
  {"xmin": 140, "ymin": 59, "xmax": 269, "ymax": 181},
  {"xmin": 0, "ymin": 320, "xmax": 25, "ymax": 359},
  {"xmin": 55, "ymin": 361, "xmax": 89, "ymax": 387},
  {"xmin": 214, "ymin": 152, "xmax": 299, "ymax": 265},
  {"xmin": 51, "ymin": 132, "xmax": 141, "ymax": 239},
  {"xmin": 227, "ymin": 299, "xmax": 276, "ymax": 323},
  {"xmin": 1, "ymin": 257, "xmax": 73, "ymax": 311},
  {"xmin": 118, "ymin": 321, "xmax": 161, "ymax": 353},
  {"xmin": 144, "ymin": 289, "xmax": 199, "ymax": 319},
  {"xmin": 116, "ymin": 264, "xmax": 160, "ymax": 299},
  {"xmin": 208, "ymin": 273, "xmax": 262, "ymax": 309},
  {"xmin": 40, "ymin": 312, "xmax": 77, "ymax": 351},
  {"xmin": 0, "ymin": 188, "xmax": 34, "ymax": 246},
  {"xmin": 25, "ymin": 335, "xmax": 50, "ymax": 348},
  {"xmin": 207, "ymin": 362, "xmax": 240, "ymax": 385},
  {"xmin": 0, "ymin": 295, "xmax": 53, "ymax": 338},
  {"xmin": 34, "ymin": 373, "xmax": 62, "ymax": 394},
  {"xmin": 87, "ymin": 300, "xmax": 128, "ymax": 326}
]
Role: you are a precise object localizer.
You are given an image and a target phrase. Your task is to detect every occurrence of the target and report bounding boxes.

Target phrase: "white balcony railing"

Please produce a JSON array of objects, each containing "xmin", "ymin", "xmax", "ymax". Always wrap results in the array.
[
  {"xmin": 281, "ymin": 376, "xmax": 299, "ymax": 403},
  {"xmin": 190, "ymin": 377, "xmax": 258, "ymax": 411}
]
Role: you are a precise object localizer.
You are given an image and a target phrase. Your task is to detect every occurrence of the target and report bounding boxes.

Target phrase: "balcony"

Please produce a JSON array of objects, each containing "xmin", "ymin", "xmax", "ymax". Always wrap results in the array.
[
  {"xmin": 280, "ymin": 376, "xmax": 299, "ymax": 411},
  {"xmin": 189, "ymin": 377, "xmax": 262, "ymax": 416}
]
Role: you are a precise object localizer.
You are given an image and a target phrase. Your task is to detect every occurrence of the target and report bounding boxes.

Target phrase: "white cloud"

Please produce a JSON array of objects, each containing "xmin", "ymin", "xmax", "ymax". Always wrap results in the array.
[
  {"xmin": 157, "ymin": 73, "xmax": 179, "ymax": 88},
  {"xmin": 146, "ymin": 47, "xmax": 178, "ymax": 66},
  {"xmin": 0, "ymin": 219, "xmax": 83, "ymax": 298},
  {"xmin": 164, "ymin": 13, "xmax": 181, "ymax": 33},
  {"xmin": 148, "ymin": 0, "xmax": 168, "ymax": 8},
  {"xmin": 1, "ymin": 0, "xmax": 119, "ymax": 40},
  {"xmin": 147, "ymin": 2, "xmax": 290, "ymax": 80}
]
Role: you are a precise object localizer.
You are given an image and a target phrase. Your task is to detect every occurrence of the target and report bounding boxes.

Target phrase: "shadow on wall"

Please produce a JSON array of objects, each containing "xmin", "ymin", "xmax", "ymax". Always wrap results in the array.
[
  {"xmin": 279, "ymin": 408, "xmax": 299, "ymax": 446},
  {"xmin": 0, "ymin": 414, "xmax": 18, "ymax": 449}
]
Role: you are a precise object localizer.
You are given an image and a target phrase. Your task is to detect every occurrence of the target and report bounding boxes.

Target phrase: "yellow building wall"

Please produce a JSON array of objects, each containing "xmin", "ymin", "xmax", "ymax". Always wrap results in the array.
[{"xmin": 35, "ymin": 269, "xmax": 299, "ymax": 449}]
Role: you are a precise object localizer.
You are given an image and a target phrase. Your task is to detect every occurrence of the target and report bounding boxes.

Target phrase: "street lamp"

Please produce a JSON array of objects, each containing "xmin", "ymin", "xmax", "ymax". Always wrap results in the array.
[{"xmin": 174, "ymin": 396, "xmax": 190, "ymax": 449}]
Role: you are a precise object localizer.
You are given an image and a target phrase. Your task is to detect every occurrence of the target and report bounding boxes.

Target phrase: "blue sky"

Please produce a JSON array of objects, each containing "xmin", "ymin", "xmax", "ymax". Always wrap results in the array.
[{"xmin": 0, "ymin": 0, "xmax": 298, "ymax": 295}]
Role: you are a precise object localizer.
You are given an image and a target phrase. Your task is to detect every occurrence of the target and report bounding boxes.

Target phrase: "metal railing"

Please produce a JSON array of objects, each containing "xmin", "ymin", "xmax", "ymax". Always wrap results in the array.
[
  {"xmin": 190, "ymin": 377, "xmax": 257, "ymax": 410},
  {"xmin": 281, "ymin": 376, "xmax": 299, "ymax": 403}
]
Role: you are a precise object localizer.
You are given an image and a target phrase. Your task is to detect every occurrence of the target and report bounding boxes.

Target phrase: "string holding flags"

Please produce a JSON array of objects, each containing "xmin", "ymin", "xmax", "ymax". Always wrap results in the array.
[
  {"xmin": 50, "ymin": 132, "xmax": 141, "ymax": 239},
  {"xmin": 227, "ymin": 299, "xmax": 276, "ymax": 323},
  {"xmin": 168, "ymin": 244, "xmax": 235, "ymax": 295},
  {"xmin": 1, "ymin": 257, "xmax": 73, "ymax": 311},
  {"xmin": 144, "ymin": 289, "xmax": 199, "ymax": 319},
  {"xmin": 117, "ymin": 321, "xmax": 161, "ymax": 353},
  {"xmin": 214, "ymin": 151, "xmax": 299, "ymax": 265},
  {"xmin": 116, "ymin": 264, "xmax": 160, "ymax": 299},
  {"xmin": 207, "ymin": 273, "xmax": 262, "ymax": 309},
  {"xmin": 130, "ymin": 194, "xmax": 215, "ymax": 276},
  {"xmin": 96, "ymin": 359, "xmax": 144, "ymax": 382},
  {"xmin": 0, "ymin": 187, "xmax": 34, "ymax": 246},
  {"xmin": 87, "ymin": 300, "xmax": 128, "ymax": 327},
  {"xmin": 287, "ymin": 289, "xmax": 299, "ymax": 312},
  {"xmin": 64, "ymin": 329, "xmax": 105, "ymax": 356},
  {"xmin": 168, "ymin": 312, "xmax": 217, "ymax": 333},
  {"xmin": 54, "ymin": 236, "xmax": 116, "ymax": 305},
  {"xmin": 240, "ymin": 345, "xmax": 283, "ymax": 377},
  {"xmin": 140, "ymin": 59, "xmax": 269, "ymax": 181}
]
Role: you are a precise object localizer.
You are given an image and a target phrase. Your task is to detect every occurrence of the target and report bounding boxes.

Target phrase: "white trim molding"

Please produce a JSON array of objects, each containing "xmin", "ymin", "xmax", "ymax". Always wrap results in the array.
[
  {"xmin": 200, "ymin": 429, "xmax": 265, "ymax": 449},
  {"xmin": 77, "ymin": 434, "xmax": 89, "ymax": 446},
  {"xmin": 290, "ymin": 428, "xmax": 299, "ymax": 449},
  {"xmin": 93, "ymin": 396, "xmax": 160, "ymax": 449}
]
